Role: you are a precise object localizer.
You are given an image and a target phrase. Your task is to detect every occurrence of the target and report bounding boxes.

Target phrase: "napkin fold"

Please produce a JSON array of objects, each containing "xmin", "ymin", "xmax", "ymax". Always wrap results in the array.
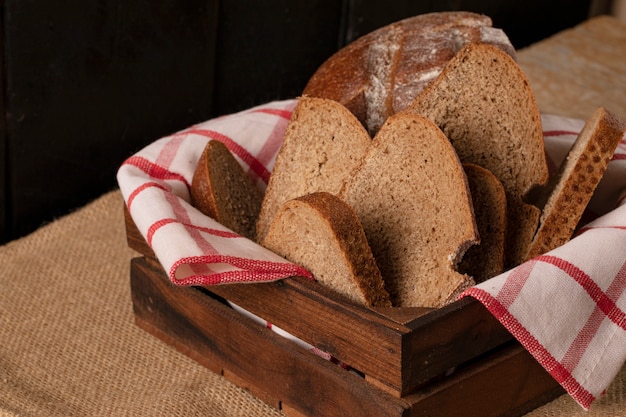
[
  {"xmin": 116, "ymin": 99, "xmax": 626, "ymax": 410},
  {"xmin": 118, "ymin": 100, "xmax": 312, "ymax": 286}
]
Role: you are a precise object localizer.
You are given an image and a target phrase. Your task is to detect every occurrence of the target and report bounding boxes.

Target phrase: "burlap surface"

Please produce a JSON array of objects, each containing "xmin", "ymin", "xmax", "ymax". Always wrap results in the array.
[
  {"xmin": 0, "ymin": 190, "xmax": 625, "ymax": 417},
  {"xmin": 517, "ymin": 15, "xmax": 626, "ymax": 122},
  {"xmin": 0, "ymin": 190, "xmax": 282, "ymax": 417}
]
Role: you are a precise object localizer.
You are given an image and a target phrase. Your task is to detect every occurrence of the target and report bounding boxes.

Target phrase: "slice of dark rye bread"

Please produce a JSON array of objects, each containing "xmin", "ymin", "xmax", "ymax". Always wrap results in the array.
[
  {"xmin": 190, "ymin": 140, "xmax": 263, "ymax": 240},
  {"xmin": 255, "ymin": 96, "xmax": 372, "ymax": 242},
  {"xmin": 524, "ymin": 107, "xmax": 626, "ymax": 261},
  {"xmin": 458, "ymin": 163, "xmax": 507, "ymax": 283},
  {"xmin": 407, "ymin": 42, "xmax": 549, "ymax": 268},
  {"xmin": 260, "ymin": 192, "xmax": 392, "ymax": 307},
  {"xmin": 339, "ymin": 111, "xmax": 479, "ymax": 308}
]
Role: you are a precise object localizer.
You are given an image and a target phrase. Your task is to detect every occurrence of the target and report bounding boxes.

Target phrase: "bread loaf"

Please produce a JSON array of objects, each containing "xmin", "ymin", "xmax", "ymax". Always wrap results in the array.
[
  {"xmin": 524, "ymin": 107, "xmax": 626, "ymax": 260},
  {"xmin": 458, "ymin": 164, "xmax": 507, "ymax": 282},
  {"xmin": 339, "ymin": 111, "xmax": 478, "ymax": 308},
  {"xmin": 261, "ymin": 192, "xmax": 392, "ymax": 307},
  {"xmin": 190, "ymin": 140, "xmax": 263, "ymax": 240},
  {"xmin": 407, "ymin": 42, "xmax": 549, "ymax": 268},
  {"xmin": 255, "ymin": 96, "xmax": 372, "ymax": 242},
  {"xmin": 302, "ymin": 11, "xmax": 516, "ymax": 135}
]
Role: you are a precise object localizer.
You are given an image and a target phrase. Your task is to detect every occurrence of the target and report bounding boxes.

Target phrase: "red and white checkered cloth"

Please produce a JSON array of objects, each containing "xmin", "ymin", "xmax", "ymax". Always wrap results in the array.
[{"xmin": 117, "ymin": 100, "xmax": 626, "ymax": 410}]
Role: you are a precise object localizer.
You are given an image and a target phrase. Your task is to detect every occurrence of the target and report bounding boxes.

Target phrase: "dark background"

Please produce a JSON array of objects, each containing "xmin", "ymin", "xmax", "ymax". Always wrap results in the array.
[{"xmin": 0, "ymin": 0, "xmax": 608, "ymax": 243}]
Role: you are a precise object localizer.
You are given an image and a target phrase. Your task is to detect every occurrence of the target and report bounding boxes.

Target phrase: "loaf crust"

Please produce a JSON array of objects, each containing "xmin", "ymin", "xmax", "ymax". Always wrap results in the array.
[
  {"xmin": 261, "ymin": 192, "xmax": 391, "ymax": 307},
  {"xmin": 303, "ymin": 11, "xmax": 516, "ymax": 135}
]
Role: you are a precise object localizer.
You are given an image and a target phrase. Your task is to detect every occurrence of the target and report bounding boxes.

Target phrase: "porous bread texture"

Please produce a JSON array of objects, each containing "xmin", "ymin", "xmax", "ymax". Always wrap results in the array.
[
  {"xmin": 190, "ymin": 140, "xmax": 263, "ymax": 240},
  {"xmin": 261, "ymin": 192, "xmax": 392, "ymax": 308},
  {"xmin": 458, "ymin": 163, "xmax": 507, "ymax": 283},
  {"xmin": 524, "ymin": 107, "xmax": 626, "ymax": 260},
  {"xmin": 255, "ymin": 96, "xmax": 371, "ymax": 242},
  {"xmin": 408, "ymin": 42, "xmax": 548, "ymax": 268},
  {"xmin": 339, "ymin": 111, "xmax": 478, "ymax": 308},
  {"xmin": 303, "ymin": 11, "xmax": 516, "ymax": 135}
]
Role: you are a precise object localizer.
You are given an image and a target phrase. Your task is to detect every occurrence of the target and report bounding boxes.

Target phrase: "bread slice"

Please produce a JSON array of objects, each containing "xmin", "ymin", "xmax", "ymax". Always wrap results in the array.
[
  {"xmin": 407, "ymin": 43, "xmax": 549, "ymax": 268},
  {"xmin": 524, "ymin": 107, "xmax": 626, "ymax": 260},
  {"xmin": 261, "ymin": 192, "xmax": 392, "ymax": 307},
  {"xmin": 339, "ymin": 111, "xmax": 478, "ymax": 308},
  {"xmin": 190, "ymin": 140, "xmax": 263, "ymax": 240},
  {"xmin": 302, "ymin": 12, "xmax": 516, "ymax": 135},
  {"xmin": 458, "ymin": 164, "xmax": 507, "ymax": 282},
  {"xmin": 255, "ymin": 96, "xmax": 372, "ymax": 242}
]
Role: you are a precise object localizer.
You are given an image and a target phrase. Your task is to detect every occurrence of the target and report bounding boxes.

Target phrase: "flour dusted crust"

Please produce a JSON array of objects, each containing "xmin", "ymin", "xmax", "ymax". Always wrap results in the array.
[{"xmin": 302, "ymin": 11, "xmax": 516, "ymax": 135}]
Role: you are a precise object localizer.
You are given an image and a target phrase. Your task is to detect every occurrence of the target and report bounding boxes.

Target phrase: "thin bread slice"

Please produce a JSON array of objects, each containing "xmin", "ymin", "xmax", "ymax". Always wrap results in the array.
[
  {"xmin": 407, "ymin": 43, "xmax": 549, "ymax": 268},
  {"xmin": 339, "ymin": 111, "xmax": 479, "ymax": 308},
  {"xmin": 190, "ymin": 140, "xmax": 263, "ymax": 240},
  {"xmin": 261, "ymin": 192, "xmax": 392, "ymax": 307},
  {"xmin": 458, "ymin": 163, "xmax": 507, "ymax": 282},
  {"xmin": 255, "ymin": 96, "xmax": 372, "ymax": 242},
  {"xmin": 524, "ymin": 107, "xmax": 626, "ymax": 260}
]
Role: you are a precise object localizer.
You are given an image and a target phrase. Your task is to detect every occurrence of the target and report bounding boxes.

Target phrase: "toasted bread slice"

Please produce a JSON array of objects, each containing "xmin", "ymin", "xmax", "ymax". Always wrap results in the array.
[
  {"xmin": 458, "ymin": 163, "xmax": 507, "ymax": 282},
  {"xmin": 339, "ymin": 112, "xmax": 478, "ymax": 308},
  {"xmin": 190, "ymin": 140, "xmax": 263, "ymax": 240},
  {"xmin": 408, "ymin": 43, "xmax": 549, "ymax": 267},
  {"xmin": 256, "ymin": 96, "xmax": 372, "ymax": 242},
  {"xmin": 261, "ymin": 192, "xmax": 391, "ymax": 307},
  {"xmin": 524, "ymin": 107, "xmax": 626, "ymax": 260}
]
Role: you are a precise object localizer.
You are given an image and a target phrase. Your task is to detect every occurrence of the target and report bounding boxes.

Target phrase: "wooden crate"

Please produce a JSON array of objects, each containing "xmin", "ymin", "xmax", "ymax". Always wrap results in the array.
[{"xmin": 125, "ymin": 209, "xmax": 564, "ymax": 416}]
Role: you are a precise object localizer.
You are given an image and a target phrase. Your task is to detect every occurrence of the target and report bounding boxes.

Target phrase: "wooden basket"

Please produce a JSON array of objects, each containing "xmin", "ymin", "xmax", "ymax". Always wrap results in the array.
[{"xmin": 125, "ymin": 208, "xmax": 563, "ymax": 416}]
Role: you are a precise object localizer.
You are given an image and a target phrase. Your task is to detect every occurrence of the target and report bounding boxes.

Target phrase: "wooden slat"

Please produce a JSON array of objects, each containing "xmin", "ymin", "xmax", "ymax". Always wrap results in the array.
[
  {"xmin": 402, "ymin": 343, "xmax": 564, "ymax": 417},
  {"xmin": 130, "ymin": 256, "xmax": 563, "ymax": 416},
  {"xmin": 209, "ymin": 275, "xmax": 514, "ymax": 395},
  {"xmin": 131, "ymin": 256, "xmax": 411, "ymax": 417}
]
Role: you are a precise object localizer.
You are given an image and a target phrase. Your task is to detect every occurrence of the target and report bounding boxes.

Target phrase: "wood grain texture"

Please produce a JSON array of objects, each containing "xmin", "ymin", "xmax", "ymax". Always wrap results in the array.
[
  {"xmin": 131, "ymin": 256, "xmax": 411, "ymax": 417},
  {"xmin": 130, "ymin": 255, "xmax": 563, "ymax": 416}
]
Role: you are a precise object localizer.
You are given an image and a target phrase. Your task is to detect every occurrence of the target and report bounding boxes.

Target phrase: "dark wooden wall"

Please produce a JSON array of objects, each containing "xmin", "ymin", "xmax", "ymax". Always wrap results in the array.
[{"xmin": 0, "ymin": 0, "xmax": 600, "ymax": 243}]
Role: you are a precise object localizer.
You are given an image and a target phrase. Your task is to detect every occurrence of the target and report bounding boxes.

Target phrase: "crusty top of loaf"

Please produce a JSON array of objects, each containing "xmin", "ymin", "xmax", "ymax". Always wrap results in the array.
[
  {"xmin": 524, "ymin": 107, "xmax": 626, "ymax": 260},
  {"xmin": 255, "ymin": 96, "xmax": 372, "ymax": 242},
  {"xmin": 191, "ymin": 140, "xmax": 263, "ymax": 240},
  {"xmin": 339, "ymin": 111, "xmax": 478, "ymax": 308},
  {"xmin": 303, "ymin": 11, "xmax": 516, "ymax": 135},
  {"xmin": 408, "ymin": 42, "xmax": 548, "ymax": 267},
  {"xmin": 261, "ymin": 192, "xmax": 391, "ymax": 307}
]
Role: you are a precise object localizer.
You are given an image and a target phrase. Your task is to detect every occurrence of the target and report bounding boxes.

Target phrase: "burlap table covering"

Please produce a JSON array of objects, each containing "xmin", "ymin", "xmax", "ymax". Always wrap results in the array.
[{"xmin": 0, "ymin": 190, "xmax": 282, "ymax": 417}]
